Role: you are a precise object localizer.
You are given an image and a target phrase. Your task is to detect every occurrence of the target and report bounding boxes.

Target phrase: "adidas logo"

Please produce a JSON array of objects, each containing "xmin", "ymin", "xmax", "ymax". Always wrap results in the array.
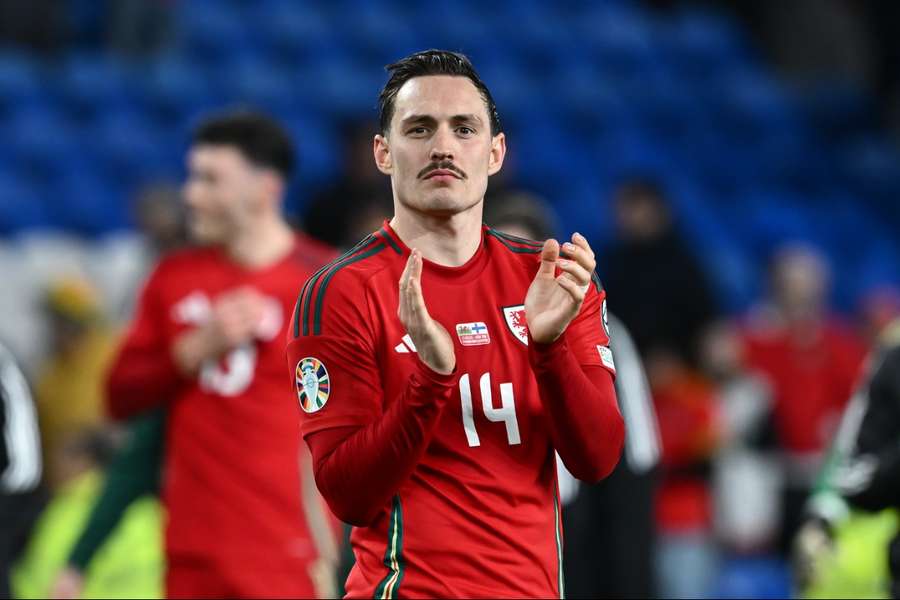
[{"xmin": 394, "ymin": 334, "xmax": 418, "ymax": 354}]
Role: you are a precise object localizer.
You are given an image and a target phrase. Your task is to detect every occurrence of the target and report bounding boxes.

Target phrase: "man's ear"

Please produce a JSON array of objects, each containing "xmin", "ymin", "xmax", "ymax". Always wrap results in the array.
[
  {"xmin": 374, "ymin": 134, "xmax": 392, "ymax": 175},
  {"xmin": 259, "ymin": 170, "xmax": 284, "ymax": 211},
  {"xmin": 487, "ymin": 132, "xmax": 506, "ymax": 176}
]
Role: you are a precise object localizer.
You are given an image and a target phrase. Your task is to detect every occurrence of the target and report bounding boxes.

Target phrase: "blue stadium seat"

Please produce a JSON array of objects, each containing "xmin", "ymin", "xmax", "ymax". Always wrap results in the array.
[
  {"xmin": 142, "ymin": 58, "xmax": 219, "ymax": 122},
  {"xmin": 0, "ymin": 173, "xmax": 51, "ymax": 233},
  {"xmin": 5, "ymin": 106, "xmax": 79, "ymax": 177},
  {"xmin": 714, "ymin": 556, "xmax": 792, "ymax": 599},
  {"xmin": 178, "ymin": 0, "xmax": 256, "ymax": 65},
  {"xmin": 55, "ymin": 53, "xmax": 139, "ymax": 119},
  {"xmin": 0, "ymin": 52, "xmax": 44, "ymax": 111},
  {"xmin": 219, "ymin": 58, "xmax": 300, "ymax": 116},
  {"xmin": 49, "ymin": 171, "xmax": 130, "ymax": 235},
  {"xmin": 248, "ymin": 3, "xmax": 340, "ymax": 64},
  {"xmin": 84, "ymin": 109, "xmax": 180, "ymax": 186},
  {"xmin": 282, "ymin": 116, "xmax": 341, "ymax": 191},
  {"xmin": 295, "ymin": 59, "xmax": 382, "ymax": 119},
  {"xmin": 657, "ymin": 7, "xmax": 749, "ymax": 81}
]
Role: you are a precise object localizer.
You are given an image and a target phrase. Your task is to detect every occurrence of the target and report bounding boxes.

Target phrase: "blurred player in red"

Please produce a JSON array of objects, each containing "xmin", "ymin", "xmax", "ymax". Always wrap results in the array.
[
  {"xmin": 106, "ymin": 111, "xmax": 338, "ymax": 598},
  {"xmin": 286, "ymin": 50, "xmax": 625, "ymax": 598}
]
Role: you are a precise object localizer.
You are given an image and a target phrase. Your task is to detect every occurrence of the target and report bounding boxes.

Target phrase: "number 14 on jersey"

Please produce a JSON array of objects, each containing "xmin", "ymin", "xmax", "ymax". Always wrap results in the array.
[{"xmin": 459, "ymin": 373, "xmax": 521, "ymax": 447}]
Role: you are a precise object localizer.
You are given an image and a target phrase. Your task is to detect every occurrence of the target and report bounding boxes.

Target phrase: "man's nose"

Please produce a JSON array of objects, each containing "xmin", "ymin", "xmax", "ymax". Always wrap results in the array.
[{"xmin": 429, "ymin": 128, "xmax": 455, "ymax": 162}]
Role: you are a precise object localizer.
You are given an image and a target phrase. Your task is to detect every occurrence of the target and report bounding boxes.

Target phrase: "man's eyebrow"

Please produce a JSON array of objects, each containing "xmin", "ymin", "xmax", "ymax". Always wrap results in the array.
[
  {"xmin": 399, "ymin": 114, "xmax": 438, "ymax": 126},
  {"xmin": 450, "ymin": 114, "xmax": 483, "ymax": 124}
]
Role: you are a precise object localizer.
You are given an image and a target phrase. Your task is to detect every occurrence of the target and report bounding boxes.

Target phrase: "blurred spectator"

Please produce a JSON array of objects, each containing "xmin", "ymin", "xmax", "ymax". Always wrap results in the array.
[
  {"xmin": 741, "ymin": 243, "xmax": 867, "ymax": 555},
  {"xmin": 34, "ymin": 278, "xmax": 116, "ymax": 489},
  {"xmin": 563, "ymin": 313, "xmax": 661, "ymax": 599},
  {"xmin": 10, "ymin": 428, "xmax": 161, "ymax": 599},
  {"xmin": 831, "ymin": 317, "xmax": 900, "ymax": 599},
  {"xmin": 50, "ymin": 410, "xmax": 164, "ymax": 600},
  {"xmin": 108, "ymin": 182, "xmax": 190, "ymax": 318},
  {"xmin": 702, "ymin": 322, "xmax": 781, "ymax": 554},
  {"xmin": 134, "ymin": 182, "xmax": 188, "ymax": 258},
  {"xmin": 484, "ymin": 190, "xmax": 558, "ymax": 241},
  {"xmin": 651, "ymin": 352, "xmax": 723, "ymax": 599},
  {"xmin": 0, "ymin": 342, "xmax": 44, "ymax": 600},
  {"xmin": 302, "ymin": 120, "xmax": 392, "ymax": 248},
  {"xmin": 600, "ymin": 176, "xmax": 719, "ymax": 368},
  {"xmin": 795, "ymin": 317, "xmax": 900, "ymax": 598},
  {"xmin": 859, "ymin": 286, "xmax": 900, "ymax": 345},
  {"xmin": 107, "ymin": 0, "xmax": 174, "ymax": 58}
]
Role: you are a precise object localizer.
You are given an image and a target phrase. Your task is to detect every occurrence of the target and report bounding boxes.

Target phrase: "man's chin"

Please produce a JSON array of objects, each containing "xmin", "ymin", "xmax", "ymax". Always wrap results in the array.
[
  {"xmin": 188, "ymin": 223, "xmax": 225, "ymax": 246},
  {"xmin": 416, "ymin": 194, "xmax": 481, "ymax": 217}
]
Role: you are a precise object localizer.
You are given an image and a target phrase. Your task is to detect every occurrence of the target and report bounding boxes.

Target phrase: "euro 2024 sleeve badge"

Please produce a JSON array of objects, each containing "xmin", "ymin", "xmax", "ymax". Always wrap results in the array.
[{"xmin": 296, "ymin": 357, "xmax": 330, "ymax": 413}]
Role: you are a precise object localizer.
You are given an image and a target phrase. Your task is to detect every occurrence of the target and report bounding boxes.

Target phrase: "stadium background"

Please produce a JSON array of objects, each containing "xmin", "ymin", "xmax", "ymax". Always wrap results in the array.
[{"xmin": 2, "ymin": 0, "xmax": 899, "ymax": 598}]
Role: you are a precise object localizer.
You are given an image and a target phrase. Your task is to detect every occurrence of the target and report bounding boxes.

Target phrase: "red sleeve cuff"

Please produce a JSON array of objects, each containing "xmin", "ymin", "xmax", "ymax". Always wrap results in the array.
[
  {"xmin": 412, "ymin": 358, "xmax": 460, "ymax": 388},
  {"xmin": 527, "ymin": 332, "xmax": 571, "ymax": 372}
]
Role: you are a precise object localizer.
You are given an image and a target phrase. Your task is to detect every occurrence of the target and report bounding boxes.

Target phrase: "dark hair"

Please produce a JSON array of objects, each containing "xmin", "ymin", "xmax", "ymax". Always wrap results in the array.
[
  {"xmin": 192, "ymin": 111, "xmax": 295, "ymax": 179},
  {"xmin": 378, "ymin": 49, "xmax": 502, "ymax": 136}
]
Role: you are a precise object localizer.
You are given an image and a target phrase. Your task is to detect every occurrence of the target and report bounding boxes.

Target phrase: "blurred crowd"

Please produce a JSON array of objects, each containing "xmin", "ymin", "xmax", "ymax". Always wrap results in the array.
[
  {"xmin": 2, "ymin": 120, "xmax": 897, "ymax": 597},
  {"xmin": 1, "ymin": 1, "xmax": 899, "ymax": 599}
]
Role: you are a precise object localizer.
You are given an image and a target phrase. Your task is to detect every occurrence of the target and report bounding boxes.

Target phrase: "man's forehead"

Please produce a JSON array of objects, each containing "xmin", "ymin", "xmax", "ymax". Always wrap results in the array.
[
  {"xmin": 189, "ymin": 144, "xmax": 247, "ymax": 167},
  {"xmin": 393, "ymin": 75, "xmax": 487, "ymax": 121}
]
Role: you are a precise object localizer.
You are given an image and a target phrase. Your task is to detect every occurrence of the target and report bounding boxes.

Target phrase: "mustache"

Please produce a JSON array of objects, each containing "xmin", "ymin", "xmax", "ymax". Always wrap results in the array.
[{"xmin": 417, "ymin": 161, "xmax": 467, "ymax": 180}]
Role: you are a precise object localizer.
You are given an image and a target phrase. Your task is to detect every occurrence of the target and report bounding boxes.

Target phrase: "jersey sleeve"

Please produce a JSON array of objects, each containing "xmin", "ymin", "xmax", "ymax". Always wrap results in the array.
[
  {"xmin": 106, "ymin": 261, "xmax": 184, "ymax": 419},
  {"xmin": 565, "ymin": 276, "xmax": 616, "ymax": 376},
  {"xmin": 285, "ymin": 270, "xmax": 383, "ymax": 438}
]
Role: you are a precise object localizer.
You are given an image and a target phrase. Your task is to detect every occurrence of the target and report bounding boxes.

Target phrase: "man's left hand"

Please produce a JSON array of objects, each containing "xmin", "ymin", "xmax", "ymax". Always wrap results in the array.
[{"xmin": 525, "ymin": 232, "xmax": 595, "ymax": 344}]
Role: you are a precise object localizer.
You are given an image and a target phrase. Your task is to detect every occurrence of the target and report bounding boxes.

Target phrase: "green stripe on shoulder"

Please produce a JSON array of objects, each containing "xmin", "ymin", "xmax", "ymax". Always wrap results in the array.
[
  {"xmin": 486, "ymin": 229, "xmax": 542, "ymax": 254},
  {"xmin": 311, "ymin": 241, "xmax": 386, "ymax": 336},
  {"xmin": 379, "ymin": 228, "xmax": 403, "ymax": 255},
  {"xmin": 490, "ymin": 228, "xmax": 543, "ymax": 248},
  {"xmin": 293, "ymin": 235, "xmax": 376, "ymax": 338}
]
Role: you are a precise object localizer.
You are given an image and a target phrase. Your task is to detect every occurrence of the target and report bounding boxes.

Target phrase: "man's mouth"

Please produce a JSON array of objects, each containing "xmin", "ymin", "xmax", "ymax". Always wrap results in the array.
[{"xmin": 423, "ymin": 168, "xmax": 461, "ymax": 180}]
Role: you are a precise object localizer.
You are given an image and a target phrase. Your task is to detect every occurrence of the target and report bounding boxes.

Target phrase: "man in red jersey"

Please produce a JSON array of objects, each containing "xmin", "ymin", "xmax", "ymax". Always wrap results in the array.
[
  {"xmin": 106, "ymin": 111, "xmax": 338, "ymax": 598},
  {"xmin": 286, "ymin": 50, "xmax": 625, "ymax": 598}
]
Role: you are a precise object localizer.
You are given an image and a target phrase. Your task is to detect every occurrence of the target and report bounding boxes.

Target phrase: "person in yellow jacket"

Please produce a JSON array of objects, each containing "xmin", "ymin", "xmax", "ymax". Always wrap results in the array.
[
  {"xmin": 33, "ymin": 278, "xmax": 116, "ymax": 490},
  {"xmin": 795, "ymin": 319, "xmax": 900, "ymax": 599},
  {"xmin": 12, "ymin": 428, "xmax": 162, "ymax": 599}
]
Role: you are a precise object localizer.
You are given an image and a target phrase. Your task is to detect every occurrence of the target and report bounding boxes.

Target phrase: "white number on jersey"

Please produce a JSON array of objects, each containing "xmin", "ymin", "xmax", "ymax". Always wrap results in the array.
[
  {"xmin": 199, "ymin": 344, "xmax": 257, "ymax": 397},
  {"xmin": 459, "ymin": 373, "xmax": 521, "ymax": 447}
]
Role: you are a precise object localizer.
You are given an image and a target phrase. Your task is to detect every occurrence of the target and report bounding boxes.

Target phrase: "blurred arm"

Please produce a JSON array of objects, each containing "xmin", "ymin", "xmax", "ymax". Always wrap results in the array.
[{"xmin": 68, "ymin": 410, "xmax": 164, "ymax": 570}]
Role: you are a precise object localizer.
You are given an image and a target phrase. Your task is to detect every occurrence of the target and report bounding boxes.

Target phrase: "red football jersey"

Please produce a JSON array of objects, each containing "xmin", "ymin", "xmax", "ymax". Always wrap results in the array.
[
  {"xmin": 286, "ymin": 223, "xmax": 616, "ymax": 598},
  {"xmin": 107, "ymin": 234, "xmax": 336, "ymax": 592}
]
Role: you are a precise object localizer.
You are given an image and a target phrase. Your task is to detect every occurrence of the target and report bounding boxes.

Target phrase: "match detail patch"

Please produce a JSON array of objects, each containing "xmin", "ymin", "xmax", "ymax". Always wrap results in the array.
[
  {"xmin": 597, "ymin": 345, "xmax": 616, "ymax": 372},
  {"xmin": 296, "ymin": 357, "xmax": 330, "ymax": 413},
  {"xmin": 456, "ymin": 322, "xmax": 490, "ymax": 346}
]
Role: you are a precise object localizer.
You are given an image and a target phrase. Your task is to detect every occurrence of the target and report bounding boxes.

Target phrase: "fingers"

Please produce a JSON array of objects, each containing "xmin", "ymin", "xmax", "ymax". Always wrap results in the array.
[
  {"xmin": 561, "ymin": 232, "xmax": 595, "ymax": 273},
  {"xmin": 556, "ymin": 273, "xmax": 587, "ymax": 303},
  {"xmin": 539, "ymin": 238, "xmax": 560, "ymax": 277},
  {"xmin": 557, "ymin": 257, "xmax": 592, "ymax": 288},
  {"xmin": 398, "ymin": 249, "xmax": 429, "ymax": 328}
]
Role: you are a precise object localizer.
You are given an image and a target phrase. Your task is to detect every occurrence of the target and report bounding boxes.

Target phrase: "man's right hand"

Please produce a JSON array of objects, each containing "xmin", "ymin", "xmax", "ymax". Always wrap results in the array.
[
  {"xmin": 398, "ymin": 249, "xmax": 456, "ymax": 375},
  {"xmin": 172, "ymin": 287, "xmax": 267, "ymax": 376}
]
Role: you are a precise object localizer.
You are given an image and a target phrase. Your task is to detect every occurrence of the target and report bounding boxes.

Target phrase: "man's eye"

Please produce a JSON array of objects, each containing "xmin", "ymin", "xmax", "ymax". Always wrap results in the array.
[
  {"xmin": 457, "ymin": 127, "xmax": 474, "ymax": 135},
  {"xmin": 409, "ymin": 127, "xmax": 428, "ymax": 135}
]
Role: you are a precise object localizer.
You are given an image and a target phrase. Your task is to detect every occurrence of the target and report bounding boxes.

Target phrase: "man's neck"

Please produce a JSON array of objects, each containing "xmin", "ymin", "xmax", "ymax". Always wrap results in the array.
[
  {"xmin": 390, "ymin": 203, "xmax": 483, "ymax": 267},
  {"xmin": 225, "ymin": 216, "xmax": 295, "ymax": 269}
]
